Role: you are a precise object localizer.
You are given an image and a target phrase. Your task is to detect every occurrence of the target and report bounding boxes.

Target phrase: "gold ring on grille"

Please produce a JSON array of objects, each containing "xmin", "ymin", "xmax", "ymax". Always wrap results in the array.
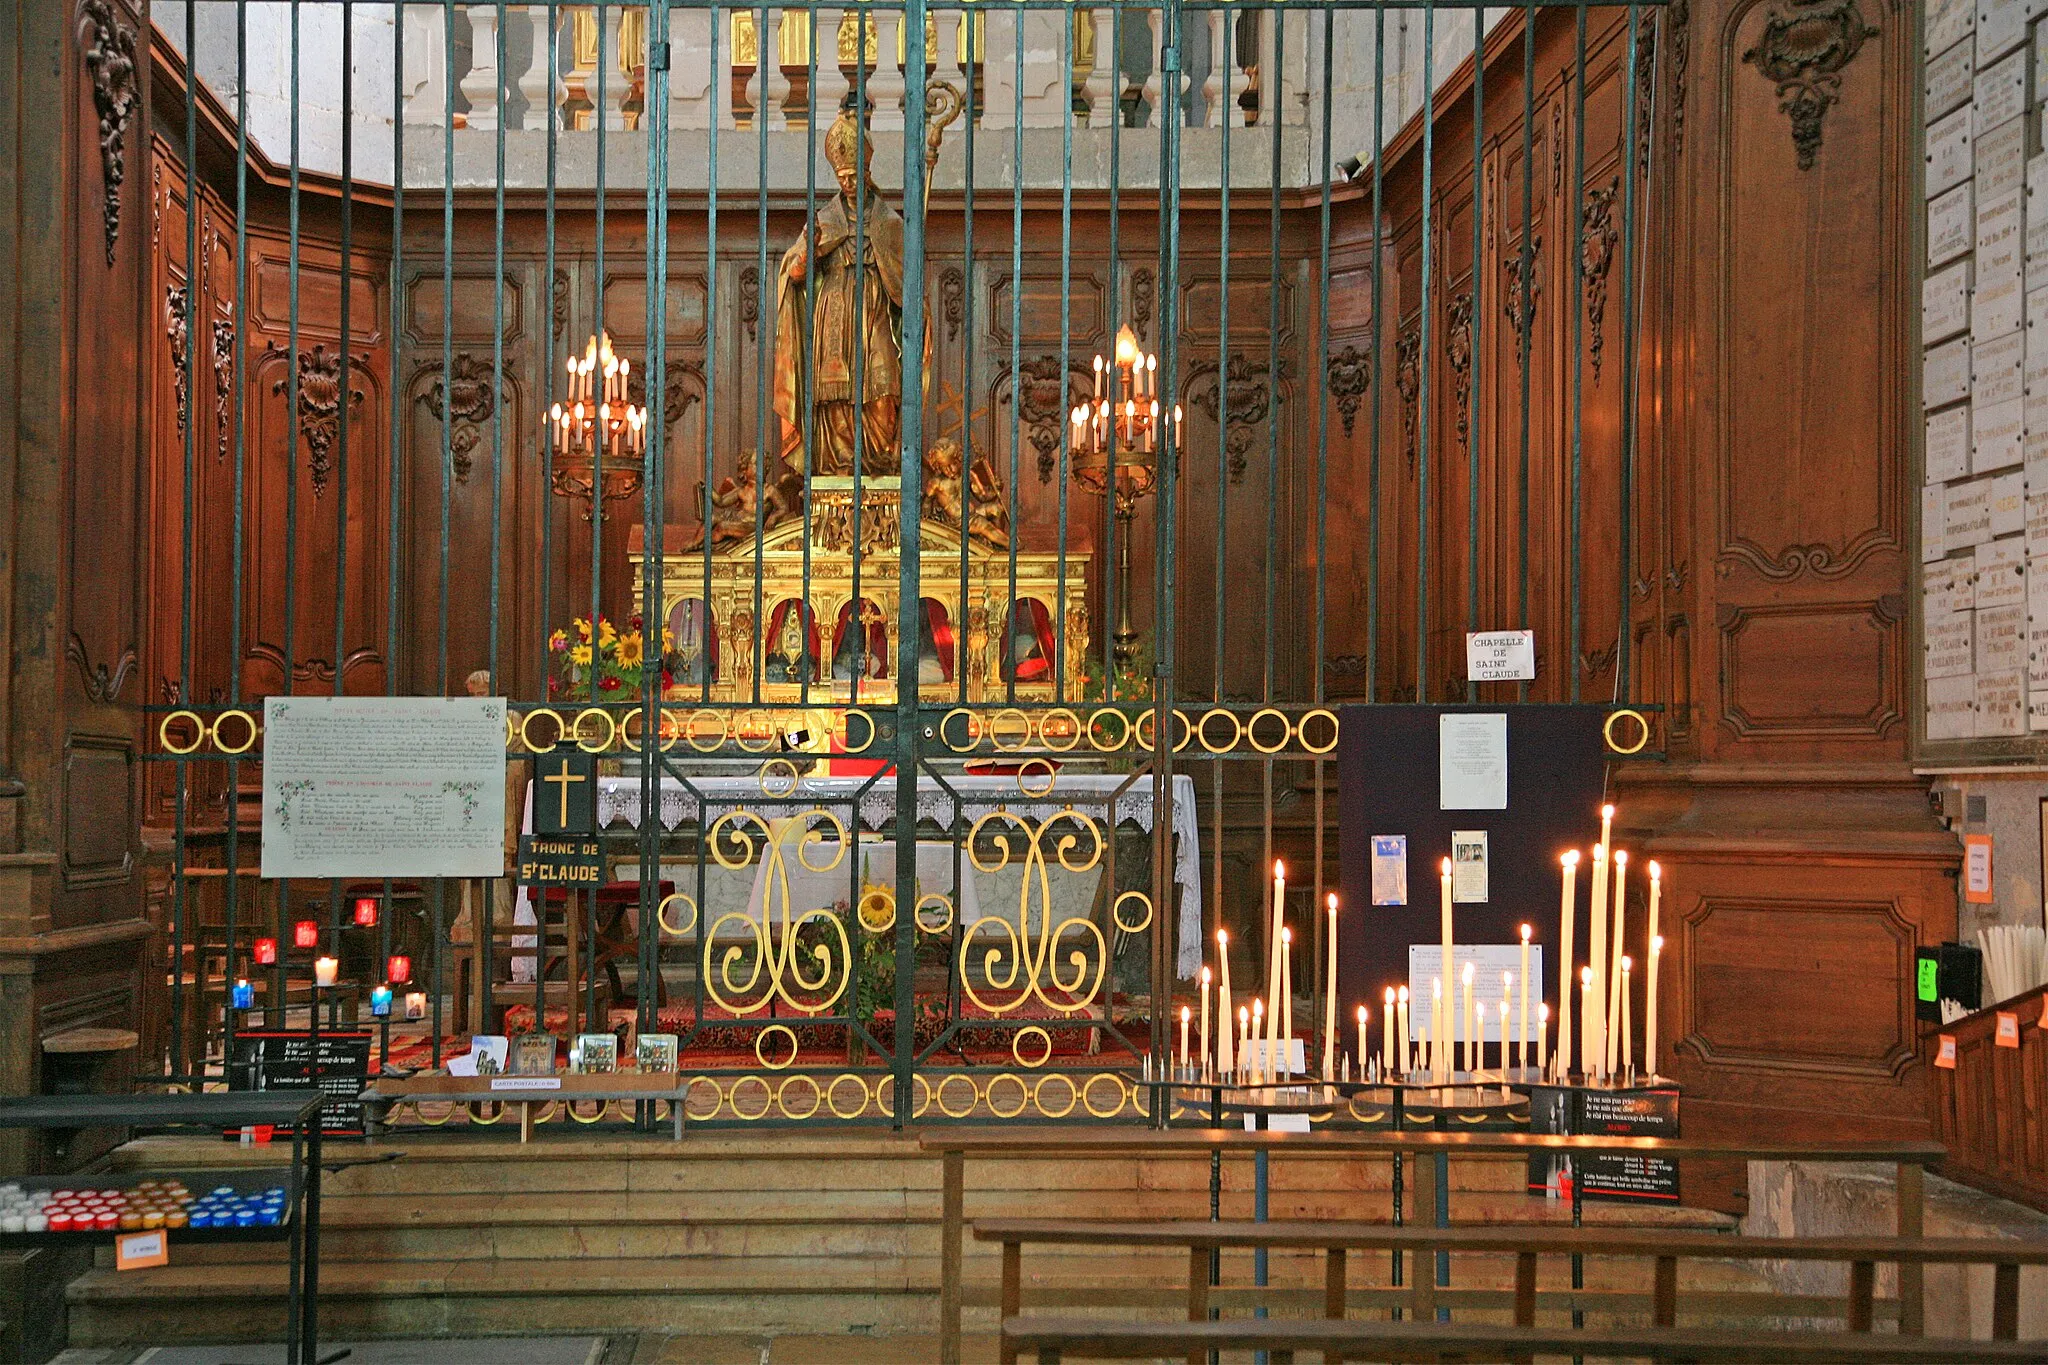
[
  {"xmin": 1297, "ymin": 707, "xmax": 1341, "ymax": 755},
  {"xmin": 1016, "ymin": 758, "xmax": 1058, "ymax": 798},
  {"xmin": 1604, "ymin": 708, "xmax": 1650, "ymax": 755},
  {"xmin": 1012, "ymin": 1026, "xmax": 1054, "ymax": 1069},
  {"xmin": 1246, "ymin": 708, "xmax": 1292, "ymax": 754},
  {"xmin": 755, "ymin": 1024, "xmax": 800, "ymax": 1072}
]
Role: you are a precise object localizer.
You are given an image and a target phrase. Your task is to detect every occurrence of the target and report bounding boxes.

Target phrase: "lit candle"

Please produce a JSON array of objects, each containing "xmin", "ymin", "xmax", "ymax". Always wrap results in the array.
[
  {"xmin": 1587, "ymin": 843, "xmax": 1609, "ymax": 1079},
  {"xmin": 1238, "ymin": 1005, "xmax": 1251, "ymax": 1081},
  {"xmin": 1439, "ymin": 858, "xmax": 1455, "ymax": 1066},
  {"xmin": 1324, "ymin": 893, "xmax": 1340, "ymax": 1082},
  {"xmin": 1607, "ymin": 851, "xmax": 1629, "ymax": 1076},
  {"xmin": 254, "ymin": 937, "xmax": 278, "ymax": 966},
  {"xmin": 1280, "ymin": 927, "xmax": 1295, "ymax": 1075},
  {"xmin": 1356, "ymin": 1005, "xmax": 1368, "ymax": 1079},
  {"xmin": 370, "ymin": 985, "xmax": 393, "ymax": 1018},
  {"xmin": 1397, "ymin": 986, "xmax": 1411, "ymax": 1075},
  {"xmin": 1251, "ymin": 999, "xmax": 1266, "ymax": 1084},
  {"xmin": 1620, "ymin": 957, "xmax": 1634, "ymax": 1077},
  {"xmin": 388, "ymin": 954, "xmax": 412, "ymax": 985},
  {"xmin": 1462, "ymin": 961, "xmax": 1476, "ymax": 1075},
  {"xmin": 1645, "ymin": 863, "xmax": 1663, "ymax": 1077},
  {"xmin": 1502, "ymin": 971, "xmax": 1516, "ymax": 1072},
  {"xmin": 1519, "ymin": 923, "xmax": 1532, "ymax": 1071},
  {"xmin": 1266, "ymin": 862, "xmax": 1286, "ymax": 1074},
  {"xmin": 1474, "ymin": 1000, "xmax": 1488, "ymax": 1074},
  {"xmin": 1179, "ymin": 1005, "xmax": 1191, "ymax": 1073},
  {"xmin": 232, "ymin": 979, "xmax": 254, "ymax": 1010},
  {"xmin": 314, "ymin": 956, "xmax": 339, "ymax": 989},
  {"xmin": 1557, "ymin": 852, "xmax": 1578, "ymax": 1078},
  {"xmin": 1646, "ymin": 934, "xmax": 1664, "ymax": 1082},
  {"xmin": 354, "ymin": 897, "xmax": 379, "ymax": 927},
  {"xmin": 1199, "ymin": 966, "xmax": 1212, "ymax": 1080},
  {"xmin": 405, "ymin": 990, "xmax": 426, "ymax": 1021},
  {"xmin": 1431, "ymin": 977, "xmax": 1444, "ymax": 1080},
  {"xmin": 1580, "ymin": 966, "xmax": 1595, "ymax": 1080},
  {"xmin": 294, "ymin": 920, "xmax": 320, "ymax": 950},
  {"xmin": 1382, "ymin": 986, "xmax": 1397, "ymax": 1073},
  {"xmin": 1093, "ymin": 353, "xmax": 1104, "ymax": 399},
  {"xmin": 1538, "ymin": 1002, "xmax": 1550, "ymax": 1071},
  {"xmin": 1215, "ymin": 931, "xmax": 1235, "ymax": 1077}
]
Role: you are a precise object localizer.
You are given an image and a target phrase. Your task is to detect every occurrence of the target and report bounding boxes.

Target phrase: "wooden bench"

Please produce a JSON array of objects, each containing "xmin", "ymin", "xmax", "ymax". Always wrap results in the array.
[
  {"xmin": 1001, "ymin": 1316, "xmax": 2048, "ymax": 1363},
  {"xmin": 978, "ymin": 1220, "xmax": 2048, "ymax": 1363},
  {"xmin": 919, "ymin": 1128, "xmax": 1949, "ymax": 1365}
]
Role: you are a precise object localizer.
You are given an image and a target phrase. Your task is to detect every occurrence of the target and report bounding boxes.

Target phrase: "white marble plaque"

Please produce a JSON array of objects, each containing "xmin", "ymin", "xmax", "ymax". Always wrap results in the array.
[
  {"xmin": 1926, "ymin": 259, "xmax": 1974, "ymax": 342},
  {"xmin": 1978, "ymin": 330, "xmax": 2029, "ymax": 407},
  {"xmin": 259, "ymin": 696, "xmax": 509, "ymax": 879},
  {"xmin": 1979, "ymin": 669, "xmax": 2027, "ymax": 735},
  {"xmin": 1977, "ymin": 397, "xmax": 2028, "ymax": 471},
  {"xmin": 1928, "ymin": 609, "xmax": 1978, "ymax": 677},
  {"xmin": 2027, "ymin": 687, "xmax": 2048, "ymax": 729},
  {"xmin": 1950, "ymin": 478, "xmax": 1997, "ymax": 546},
  {"xmin": 1928, "ymin": 108, "xmax": 1975, "ymax": 196},
  {"xmin": 1927, "ymin": 486, "xmax": 1952, "ymax": 561},
  {"xmin": 1928, "ymin": 336, "xmax": 1974, "ymax": 407},
  {"xmin": 1930, "ymin": 0, "xmax": 1975, "ymax": 53},
  {"xmin": 1977, "ymin": 269, "xmax": 2026, "ymax": 339},
  {"xmin": 1933, "ymin": 0, "xmax": 1977, "ymax": 51},
  {"xmin": 2028, "ymin": 490, "xmax": 2048, "ymax": 559},
  {"xmin": 1979, "ymin": 535, "xmax": 2029, "ymax": 605},
  {"xmin": 1979, "ymin": 188, "xmax": 2026, "ymax": 278},
  {"xmin": 1977, "ymin": 52, "xmax": 2031, "ymax": 134},
  {"xmin": 1929, "ymin": 556, "xmax": 1964, "ymax": 617},
  {"xmin": 1931, "ymin": 182, "xmax": 1976, "ymax": 266},
  {"xmin": 1979, "ymin": 115, "xmax": 2030, "ymax": 198},
  {"xmin": 1930, "ymin": 36, "xmax": 1975, "ymax": 113},
  {"xmin": 1929, "ymin": 405, "xmax": 1974, "ymax": 481},
  {"xmin": 1928, "ymin": 673, "xmax": 1979, "ymax": 739},
  {"xmin": 2028, "ymin": 287, "xmax": 2048, "ymax": 386},
  {"xmin": 1993, "ymin": 471, "xmax": 2030, "ymax": 532},
  {"xmin": 1980, "ymin": 603, "xmax": 2027, "ymax": 672},
  {"xmin": 1980, "ymin": 0, "xmax": 2028, "ymax": 58},
  {"xmin": 2028, "ymin": 551, "xmax": 2048, "ymax": 621}
]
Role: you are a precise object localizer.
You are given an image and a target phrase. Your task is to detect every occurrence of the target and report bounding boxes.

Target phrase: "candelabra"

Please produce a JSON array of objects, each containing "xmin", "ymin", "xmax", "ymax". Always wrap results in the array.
[
  {"xmin": 547, "ymin": 331, "xmax": 646, "ymax": 517},
  {"xmin": 1070, "ymin": 324, "xmax": 1179, "ymax": 663}
]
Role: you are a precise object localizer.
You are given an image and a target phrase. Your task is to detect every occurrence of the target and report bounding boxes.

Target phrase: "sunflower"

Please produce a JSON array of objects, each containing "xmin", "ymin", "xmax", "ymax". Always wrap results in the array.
[
  {"xmin": 615, "ymin": 632, "xmax": 645, "ymax": 670},
  {"xmin": 569, "ymin": 643, "xmax": 593, "ymax": 668}
]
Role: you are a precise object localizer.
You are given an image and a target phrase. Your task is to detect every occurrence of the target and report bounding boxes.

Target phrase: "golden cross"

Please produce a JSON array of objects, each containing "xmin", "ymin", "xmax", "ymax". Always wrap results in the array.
[{"xmin": 543, "ymin": 761, "xmax": 587, "ymax": 829}]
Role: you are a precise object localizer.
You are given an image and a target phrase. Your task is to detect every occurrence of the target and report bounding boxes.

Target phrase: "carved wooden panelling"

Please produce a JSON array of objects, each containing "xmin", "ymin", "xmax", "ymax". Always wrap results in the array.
[
  {"xmin": 1681, "ymin": 893, "xmax": 1917, "ymax": 1080},
  {"xmin": 597, "ymin": 270, "xmax": 710, "ymax": 347},
  {"xmin": 1714, "ymin": 0, "xmax": 1901, "ymax": 582},
  {"xmin": 986, "ymin": 269, "xmax": 1105, "ymax": 346},
  {"xmin": 1180, "ymin": 273, "xmax": 1294, "ymax": 344},
  {"xmin": 1718, "ymin": 599, "xmax": 1901, "ymax": 738},
  {"xmin": 252, "ymin": 256, "xmax": 385, "ymax": 345},
  {"xmin": 403, "ymin": 271, "xmax": 525, "ymax": 346},
  {"xmin": 63, "ymin": 735, "xmax": 134, "ymax": 888}
]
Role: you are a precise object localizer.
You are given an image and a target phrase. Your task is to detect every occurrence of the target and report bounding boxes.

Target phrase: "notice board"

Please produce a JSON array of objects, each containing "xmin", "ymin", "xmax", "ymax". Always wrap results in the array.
[
  {"xmin": 228, "ymin": 1030, "xmax": 373, "ymax": 1138},
  {"xmin": 1336, "ymin": 704, "xmax": 1609, "ymax": 1014}
]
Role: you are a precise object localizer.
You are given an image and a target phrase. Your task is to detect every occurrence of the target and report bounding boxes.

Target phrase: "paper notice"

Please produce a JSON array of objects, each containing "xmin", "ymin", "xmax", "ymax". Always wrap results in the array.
[
  {"xmin": 1370, "ymin": 834, "xmax": 1408, "ymax": 907},
  {"xmin": 1451, "ymin": 830, "xmax": 1489, "ymax": 904},
  {"xmin": 1439, "ymin": 713, "xmax": 1508, "ymax": 811}
]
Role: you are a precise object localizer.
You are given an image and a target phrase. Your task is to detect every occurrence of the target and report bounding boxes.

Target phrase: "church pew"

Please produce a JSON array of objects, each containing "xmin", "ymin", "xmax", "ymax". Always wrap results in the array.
[{"xmin": 917, "ymin": 1128, "xmax": 1949, "ymax": 1365}]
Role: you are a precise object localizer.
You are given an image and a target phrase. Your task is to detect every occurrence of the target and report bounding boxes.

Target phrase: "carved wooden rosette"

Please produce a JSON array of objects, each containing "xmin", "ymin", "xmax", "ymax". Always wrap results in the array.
[
  {"xmin": 1324, "ymin": 345, "xmax": 1370, "ymax": 437},
  {"xmin": 1742, "ymin": 0, "xmax": 1879, "ymax": 171},
  {"xmin": 1502, "ymin": 235, "xmax": 1542, "ymax": 370},
  {"xmin": 77, "ymin": 0, "xmax": 139, "ymax": 267},
  {"xmin": 1580, "ymin": 178, "xmax": 1620, "ymax": 381},
  {"xmin": 271, "ymin": 344, "xmax": 368, "ymax": 498},
  {"xmin": 1187, "ymin": 354, "xmax": 1281, "ymax": 483}
]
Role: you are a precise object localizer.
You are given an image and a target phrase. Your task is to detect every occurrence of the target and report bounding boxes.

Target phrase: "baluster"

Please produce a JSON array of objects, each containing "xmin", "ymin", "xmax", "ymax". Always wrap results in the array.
[
  {"xmin": 517, "ymin": 6, "xmax": 557, "ymax": 132},
  {"xmin": 403, "ymin": 5, "xmax": 448, "ymax": 125},
  {"xmin": 730, "ymin": 9, "xmax": 761, "ymax": 130},
  {"xmin": 1201, "ymin": 7, "xmax": 1225, "ymax": 129},
  {"xmin": 601, "ymin": 6, "xmax": 631, "ymax": 130},
  {"xmin": 779, "ymin": 7, "xmax": 815, "ymax": 129},
  {"xmin": 1067, "ymin": 9, "xmax": 1096, "ymax": 127},
  {"xmin": 872, "ymin": 8, "xmax": 904, "ymax": 129},
  {"xmin": 933, "ymin": 9, "xmax": 962, "ymax": 112},
  {"xmin": 957, "ymin": 8, "xmax": 985, "ymax": 124},
  {"xmin": 1287, "ymin": 8, "xmax": 1311, "ymax": 127},
  {"xmin": 1138, "ymin": 8, "xmax": 1163, "ymax": 128},
  {"xmin": 1021, "ymin": 12, "xmax": 1065, "ymax": 128},
  {"xmin": 669, "ymin": 7, "xmax": 713, "ymax": 132}
]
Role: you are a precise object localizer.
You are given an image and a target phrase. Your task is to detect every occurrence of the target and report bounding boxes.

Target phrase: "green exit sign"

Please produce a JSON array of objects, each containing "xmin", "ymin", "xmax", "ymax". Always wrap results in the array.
[{"xmin": 1917, "ymin": 957, "xmax": 1940, "ymax": 1002}]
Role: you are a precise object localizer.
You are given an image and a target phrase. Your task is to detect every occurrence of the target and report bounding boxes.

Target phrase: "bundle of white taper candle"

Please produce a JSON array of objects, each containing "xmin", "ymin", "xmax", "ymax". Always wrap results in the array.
[
  {"xmin": 1977, "ymin": 924, "xmax": 2048, "ymax": 1006},
  {"xmin": 1172, "ymin": 813, "xmax": 1669, "ymax": 1087}
]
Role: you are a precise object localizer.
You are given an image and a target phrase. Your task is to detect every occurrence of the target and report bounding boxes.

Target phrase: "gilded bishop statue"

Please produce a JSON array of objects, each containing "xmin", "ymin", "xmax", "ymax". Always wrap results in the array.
[{"xmin": 773, "ymin": 110, "xmax": 924, "ymax": 479}]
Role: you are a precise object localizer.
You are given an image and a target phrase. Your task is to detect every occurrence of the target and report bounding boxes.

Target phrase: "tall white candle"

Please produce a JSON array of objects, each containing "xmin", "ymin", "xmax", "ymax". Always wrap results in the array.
[
  {"xmin": 1587, "ymin": 842, "xmax": 1609, "ymax": 1079},
  {"xmin": 1356, "ymin": 1006, "xmax": 1368, "ymax": 1079},
  {"xmin": 1431, "ymin": 977, "xmax": 1444, "ymax": 1081},
  {"xmin": 1280, "ymin": 929, "xmax": 1295, "ymax": 1076},
  {"xmin": 1200, "ymin": 967, "xmax": 1212, "ymax": 1080},
  {"xmin": 1382, "ymin": 986, "xmax": 1396, "ymax": 1073},
  {"xmin": 1645, "ymin": 863, "xmax": 1663, "ymax": 1078},
  {"xmin": 1267, "ymin": 862, "xmax": 1286, "ymax": 1068},
  {"xmin": 1251, "ymin": 999, "xmax": 1265, "ymax": 1083},
  {"xmin": 1397, "ymin": 987, "xmax": 1410, "ymax": 1076},
  {"xmin": 1646, "ymin": 934, "xmax": 1664, "ymax": 1082},
  {"xmin": 1518, "ymin": 924, "xmax": 1532, "ymax": 1071},
  {"xmin": 1238, "ymin": 1006, "xmax": 1251, "ymax": 1082},
  {"xmin": 1620, "ymin": 958, "xmax": 1633, "ymax": 1077},
  {"xmin": 1607, "ymin": 851, "xmax": 1629, "ymax": 1076},
  {"xmin": 1439, "ymin": 858, "xmax": 1456, "ymax": 1065},
  {"xmin": 1557, "ymin": 852, "xmax": 1579, "ymax": 1079},
  {"xmin": 1324, "ymin": 893, "xmax": 1340, "ymax": 1081},
  {"xmin": 1475, "ymin": 1001, "xmax": 1488, "ymax": 1075},
  {"xmin": 1461, "ymin": 962, "xmax": 1476, "ymax": 1075},
  {"xmin": 1216, "ymin": 930, "xmax": 1235, "ymax": 1077},
  {"xmin": 1538, "ymin": 1002, "xmax": 1550, "ymax": 1072},
  {"xmin": 1180, "ymin": 1006, "xmax": 1191, "ymax": 1072},
  {"xmin": 1579, "ymin": 966, "xmax": 1595, "ymax": 1081},
  {"xmin": 1502, "ymin": 971, "xmax": 1515, "ymax": 1071}
]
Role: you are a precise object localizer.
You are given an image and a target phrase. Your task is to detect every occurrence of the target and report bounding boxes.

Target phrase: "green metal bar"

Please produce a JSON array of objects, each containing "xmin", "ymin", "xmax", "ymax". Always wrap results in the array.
[
  {"xmin": 592, "ymin": 2, "xmax": 609, "ymax": 703},
  {"xmin": 1516, "ymin": 1, "xmax": 1535, "ymax": 704},
  {"xmin": 1465, "ymin": 4, "xmax": 1484, "ymax": 703},
  {"xmin": 1616, "ymin": 2, "xmax": 1642, "ymax": 703},
  {"xmin": 958, "ymin": 17, "xmax": 977, "ymax": 707},
  {"xmin": 227, "ymin": 0, "xmax": 252, "ymax": 1043},
  {"xmin": 1567, "ymin": 4, "xmax": 1587, "ymax": 703},
  {"xmin": 1416, "ymin": 0, "xmax": 1434, "ymax": 703},
  {"xmin": 1263, "ymin": 6, "xmax": 1282, "ymax": 706},
  {"xmin": 541, "ymin": 1, "xmax": 559, "ymax": 698},
  {"xmin": 797, "ymin": 3, "xmax": 818, "ymax": 710},
  {"xmin": 387, "ymin": 0, "xmax": 408, "ymax": 1067},
  {"xmin": 1005, "ymin": 5, "xmax": 1023, "ymax": 701},
  {"xmin": 1055, "ymin": 7, "xmax": 1075, "ymax": 697},
  {"xmin": 1367, "ymin": 5, "xmax": 1383, "ymax": 703},
  {"xmin": 750, "ymin": 2, "xmax": 770, "ymax": 706},
  {"xmin": 171, "ymin": 0, "xmax": 201, "ymax": 1082},
  {"xmin": 896, "ymin": 0, "xmax": 934, "ymax": 1125},
  {"xmin": 1153, "ymin": 0, "xmax": 1186, "ymax": 1102},
  {"xmin": 642, "ymin": 0, "xmax": 677, "ymax": 1049},
  {"xmin": 490, "ymin": 1, "xmax": 508, "ymax": 687}
]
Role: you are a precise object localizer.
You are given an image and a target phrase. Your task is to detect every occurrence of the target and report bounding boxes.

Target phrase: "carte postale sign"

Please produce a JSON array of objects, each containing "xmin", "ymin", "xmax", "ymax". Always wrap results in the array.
[{"xmin": 517, "ymin": 833, "xmax": 604, "ymax": 888}]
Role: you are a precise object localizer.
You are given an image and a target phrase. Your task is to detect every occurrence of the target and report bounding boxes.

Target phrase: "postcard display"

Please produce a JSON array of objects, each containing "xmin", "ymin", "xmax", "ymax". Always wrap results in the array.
[{"xmin": 1920, "ymin": 0, "xmax": 2048, "ymax": 740}]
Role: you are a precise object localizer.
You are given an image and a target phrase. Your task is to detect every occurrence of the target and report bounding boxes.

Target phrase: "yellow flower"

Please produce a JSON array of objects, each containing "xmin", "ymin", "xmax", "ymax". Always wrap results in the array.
[
  {"xmin": 569, "ymin": 644, "xmax": 593, "ymax": 668},
  {"xmin": 598, "ymin": 619, "xmax": 618, "ymax": 647},
  {"xmin": 574, "ymin": 618, "xmax": 593, "ymax": 642},
  {"xmin": 548, "ymin": 628, "xmax": 567, "ymax": 652},
  {"xmin": 616, "ymin": 633, "xmax": 644, "ymax": 669}
]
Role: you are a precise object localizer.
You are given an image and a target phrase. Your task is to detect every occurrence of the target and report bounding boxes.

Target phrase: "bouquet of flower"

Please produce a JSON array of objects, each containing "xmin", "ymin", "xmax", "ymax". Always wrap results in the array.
[{"xmin": 546, "ymin": 615, "xmax": 671, "ymax": 698}]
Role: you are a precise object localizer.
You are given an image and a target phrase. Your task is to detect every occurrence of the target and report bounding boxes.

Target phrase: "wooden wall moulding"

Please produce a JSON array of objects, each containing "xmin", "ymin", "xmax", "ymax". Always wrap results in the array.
[
  {"xmin": 1131, "ymin": 267, "xmax": 1155, "ymax": 341},
  {"xmin": 1186, "ymin": 353, "xmax": 1284, "ymax": 483},
  {"xmin": 1741, "ymin": 0, "xmax": 1879, "ymax": 171},
  {"xmin": 1324, "ymin": 344, "xmax": 1370, "ymax": 437},
  {"xmin": 414, "ymin": 351, "xmax": 511, "ymax": 485},
  {"xmin": 1502, "ymin": 236, "xmax": 1541, "ymax": 369},
  {"xmin": 552, "ymin": 267, "xmax": 571, "ymax": 340},
  {"xmin": 1668, "ymin": 0, "xmax": 1691, "ymax": 151},
  {"xmin": 1445, "ymin": 292, "xmax": 1474, "ymax": 450},
  {"xmin": 76, "ymin": 0, "xmax": 140, "ymax": 266},
  {"xmin": 996, "ymin": 354, "xmax": 1093, "ymax": 484},
  {"xmin": 164, "ymin": 283, "xmax": 191, "ymax": 438},
  {"xmin": 1716, "ymin": 597, "xmax": 1903, "ymax": 740},
  {"xmin": 210, "ymin": 318, "xmax": 235, "ymax": 463},
  {"xmin": 62, "ymin": 734, "xmax": 135, "ymax": 889},
  {"xmin": 269, "ymin": 343, "xmax": 368, "ymax": 497},
  {"xmin": 940, "ymin": 264, "xmax": 965, "ymax": 342},
  {"xmin": 1580, "ymin": 178, "xmax": 1619, "ymax": 380},
  {"xmin": 1393, "ymin": 329, "xmax": 1420, "ymax": 466},
  {"xmin": 65, "ymin": 635, "xmax": 136, "ymax": 707},
  {"xmin": 624, "ymin": 356, "xmax": 706, "ymax": 434}
]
